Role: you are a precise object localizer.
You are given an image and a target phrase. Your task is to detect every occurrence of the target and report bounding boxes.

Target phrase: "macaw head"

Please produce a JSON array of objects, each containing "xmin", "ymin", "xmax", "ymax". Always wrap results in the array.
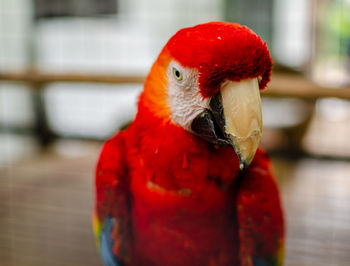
[{"xmin": 142, "ymin": 22, "xmax": 272, "ymax": 169}]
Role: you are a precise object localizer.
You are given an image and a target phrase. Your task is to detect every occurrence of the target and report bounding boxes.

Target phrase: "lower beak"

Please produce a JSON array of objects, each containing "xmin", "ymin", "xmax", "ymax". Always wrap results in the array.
[{"xmin": 191, "ymin": 78, "xmax": 262, "ymax": 169}]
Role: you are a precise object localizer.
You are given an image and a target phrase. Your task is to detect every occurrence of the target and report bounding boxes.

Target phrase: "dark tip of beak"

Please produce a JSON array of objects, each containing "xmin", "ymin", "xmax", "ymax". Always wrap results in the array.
[{"xmin": 238, "ymin": 155, "xmax": 248, "ymax": 171}]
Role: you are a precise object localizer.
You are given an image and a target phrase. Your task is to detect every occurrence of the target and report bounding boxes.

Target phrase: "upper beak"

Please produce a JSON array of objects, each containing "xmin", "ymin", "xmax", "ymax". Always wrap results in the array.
[
  {"xmin": 219, "ymin": 78, "xmax": 262, "ymax": 169},
  {"xmin": 191, "ymin": 78, "xmax": 262, "ymax": 169}
]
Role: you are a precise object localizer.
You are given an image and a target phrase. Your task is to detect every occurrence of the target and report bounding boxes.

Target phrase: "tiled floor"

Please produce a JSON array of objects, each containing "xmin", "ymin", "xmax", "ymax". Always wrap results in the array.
[
  {"xmin": 274, "ymin": 157, "xmax": 350, "ymax": 266},
  {"xmin": 1, "ymin": 141, "xmax": 350, "ymax": 266},
  {"xmin": 0, "ymin": 142, "xmax": 103, "ymax": 266}
]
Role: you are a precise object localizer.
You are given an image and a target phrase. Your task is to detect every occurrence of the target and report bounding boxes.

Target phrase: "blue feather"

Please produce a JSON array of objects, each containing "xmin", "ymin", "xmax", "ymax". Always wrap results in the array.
[
  {"xmin": 252, "ymin": 256, "xmax": 278, "ymax": 266},
  {"xmin": 100, "ymin": 217, "xmax": 120, "ymax": 266}
]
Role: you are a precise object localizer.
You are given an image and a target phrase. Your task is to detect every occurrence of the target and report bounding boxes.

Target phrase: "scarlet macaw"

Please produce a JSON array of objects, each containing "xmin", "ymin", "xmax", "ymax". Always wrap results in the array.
[{"xmin": 94, "ymin": 22, "xmax": 284, "ymax": 266}]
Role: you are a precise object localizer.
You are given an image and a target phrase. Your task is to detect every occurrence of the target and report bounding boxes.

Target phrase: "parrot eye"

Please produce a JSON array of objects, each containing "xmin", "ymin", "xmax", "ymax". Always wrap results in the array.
[{"xmin": 172, "ymin": 67, "xmax": 183, "ymax": 81}]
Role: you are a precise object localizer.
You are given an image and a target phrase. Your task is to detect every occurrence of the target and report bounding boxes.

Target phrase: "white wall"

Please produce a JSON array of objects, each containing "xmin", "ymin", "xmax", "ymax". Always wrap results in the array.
[
  {"xmin": 0, "ymin": 0, "xmax": 34, "ymax": 127},
  {"xmin": 0, "ymin": 0, "xmax": 37, "ymax": 165},
  {"xmin": 0, "ymin": 0, "xmax": 33, "ymax": 70},
  {"xmin": 0, "ymin": 0, "xmax": 225, "ymax": 139},
  {"xmin": 33, "ymin": 0, "xmax": 225, "ymax": 138},
  {"xmin": 273, "ymin": 0, "xmax": 312, "ymax": 68}
]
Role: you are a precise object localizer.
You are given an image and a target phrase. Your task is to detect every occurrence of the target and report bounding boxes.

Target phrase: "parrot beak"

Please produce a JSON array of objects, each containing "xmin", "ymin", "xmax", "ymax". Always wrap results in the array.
[
  {"xmin": 191, "ymin": 78, "xmax": 262, "ymax": 170},
  {"xmin": 219, "ymin": 78, "xmax": 262, "ymax": 169}
]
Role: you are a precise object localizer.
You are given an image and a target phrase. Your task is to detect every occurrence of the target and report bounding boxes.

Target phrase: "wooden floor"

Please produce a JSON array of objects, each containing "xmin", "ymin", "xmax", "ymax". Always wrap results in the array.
[{"xmin": 1, "ymin": 141, "xmax": 350, "ymax": 266}]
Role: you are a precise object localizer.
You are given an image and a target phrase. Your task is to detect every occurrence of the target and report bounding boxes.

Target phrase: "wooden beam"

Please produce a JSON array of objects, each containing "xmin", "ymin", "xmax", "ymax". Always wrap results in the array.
[
  {"xmin": 263, "ymin": 73, "xmax": 350, "ymax": 100},
  {"xmin": 0, "ymin": 71, "xmax": 145, "ymax": 85},
  {"xmin": 1, "ymin": 71, "xmax": 350, "ymax": 100}
]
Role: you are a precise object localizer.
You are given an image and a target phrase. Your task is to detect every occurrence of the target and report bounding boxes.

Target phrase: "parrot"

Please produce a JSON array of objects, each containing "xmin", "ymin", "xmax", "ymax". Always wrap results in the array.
[{"xmin": 93, "ymin": 22, "xmax": 285, "ymax": 266}]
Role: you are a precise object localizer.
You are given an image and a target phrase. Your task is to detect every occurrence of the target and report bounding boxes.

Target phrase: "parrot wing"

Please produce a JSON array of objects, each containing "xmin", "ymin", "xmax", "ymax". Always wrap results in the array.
[
  {"xmin": 94, "ymin": 131, "xmax": 132, "ymax": 266},
  {"xmin": 237, "ymin": 148, "xmax": 285, "ymax": 266}
]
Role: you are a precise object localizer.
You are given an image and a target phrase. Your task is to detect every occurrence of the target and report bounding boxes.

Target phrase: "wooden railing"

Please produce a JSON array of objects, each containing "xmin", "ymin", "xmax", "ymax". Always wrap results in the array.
[
  {"xmin": 1, "ymin": 70, "xmax": 350, "ymax": 99},
  {"xmin": 266, "ymin": 74, "xmax": 350, "ymax": 100},
  {"xmin": 1, "ymin": 70, "xmax": 349, "ymax": 146},
  {"xmin": 0, "ymin": 71, "xmax": 145, "ymax": 85}
]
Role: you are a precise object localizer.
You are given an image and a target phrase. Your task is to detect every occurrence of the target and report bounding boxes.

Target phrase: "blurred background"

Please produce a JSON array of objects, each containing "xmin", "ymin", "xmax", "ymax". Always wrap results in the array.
[{"xmin": 1, "ymin": 0, "xmax": 350, "ymax": 265}]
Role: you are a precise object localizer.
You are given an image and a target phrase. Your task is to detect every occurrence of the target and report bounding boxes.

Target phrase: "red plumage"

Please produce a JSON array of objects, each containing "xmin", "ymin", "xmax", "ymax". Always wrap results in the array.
[
  {"xmin": 95, "ymin": 22, "xmax": 284, "ymax": 266},
  {"xmin": 165, "ymin": 22, "xmax": 272, "ymax": 98}
]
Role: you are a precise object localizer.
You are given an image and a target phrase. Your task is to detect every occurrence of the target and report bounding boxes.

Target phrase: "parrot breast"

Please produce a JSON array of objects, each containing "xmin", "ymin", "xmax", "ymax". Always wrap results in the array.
[
  {"xmin": 131, "ymin": 187, "xmax": 239, "ymax": 266},
  {"xmin": 125, "ymin": 103, "xmax": 242, "ymax": 265}
]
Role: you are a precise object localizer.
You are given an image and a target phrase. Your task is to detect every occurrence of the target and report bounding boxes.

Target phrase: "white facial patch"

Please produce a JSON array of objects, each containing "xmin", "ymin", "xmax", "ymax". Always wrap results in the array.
[{"xmin": 167, "ymin": 61, "xmax": 208, "ymax": 131}]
